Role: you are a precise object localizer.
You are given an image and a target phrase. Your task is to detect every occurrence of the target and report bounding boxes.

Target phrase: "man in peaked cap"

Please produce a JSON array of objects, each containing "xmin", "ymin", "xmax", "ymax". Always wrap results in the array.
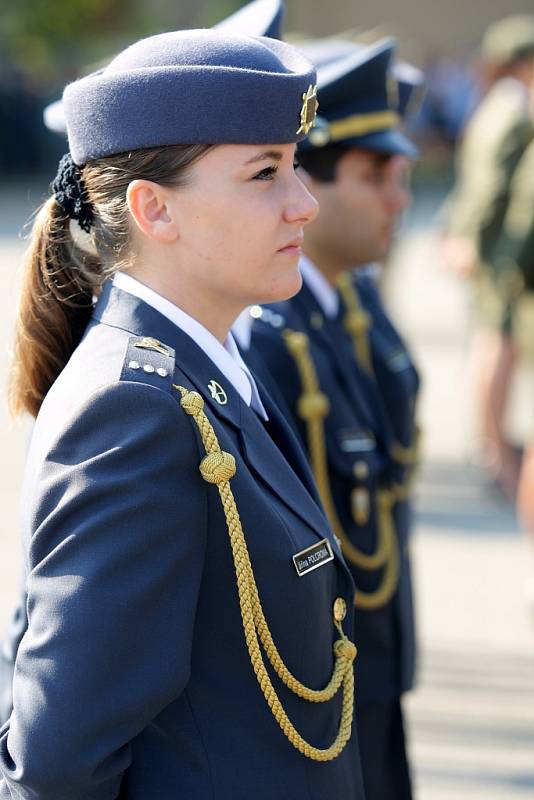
[
  {"xmin": 441, "ymin": 15, "xmax": 534, "ymax": 498},
  {"xmin": 248, "ymin": 37, "xmax": 420, "ymax": 800}
]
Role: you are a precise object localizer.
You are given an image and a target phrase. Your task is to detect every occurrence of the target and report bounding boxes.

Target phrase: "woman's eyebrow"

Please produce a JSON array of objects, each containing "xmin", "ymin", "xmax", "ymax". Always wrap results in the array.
[{"xmin": 243, "ymin": 150, "xmax": 284, "ymax": 165}]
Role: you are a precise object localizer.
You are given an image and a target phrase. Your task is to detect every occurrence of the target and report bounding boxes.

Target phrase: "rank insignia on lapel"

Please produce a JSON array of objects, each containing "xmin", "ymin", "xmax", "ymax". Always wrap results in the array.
[
  {"xmin": 292, "ymin": 538, "xmax": 334, "ymax": 577},
  {"xmin": 207, "ymin": 379, "xmax": 228, "ymax": 405}
]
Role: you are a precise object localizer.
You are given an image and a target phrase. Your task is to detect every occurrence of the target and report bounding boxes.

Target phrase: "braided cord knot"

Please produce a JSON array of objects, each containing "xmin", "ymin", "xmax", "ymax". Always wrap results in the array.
[
  {"xmin": 344, "ymin": 309, "xmax": 371, "ymax": 335},
  {"xmin": 180, "ymin": 390, "xmax": 205, "ymax": 415},
  {"xmin": 297, "ymin": 391, "xmax": 330, "ymax": 420},
  {"xmin": 336, "ymin": 273, "xmax": 374, "ymax": 376},
  {"xmin": 200, "ymin": 451, "xmax": 236, "ymax": 484},
  {"xmin": 333, "ymin": 638, "xmax": 358, "ymax": 663},
  {"xmin": 284, "ymin": 330, "xmax": 309, "ymax": 356}
]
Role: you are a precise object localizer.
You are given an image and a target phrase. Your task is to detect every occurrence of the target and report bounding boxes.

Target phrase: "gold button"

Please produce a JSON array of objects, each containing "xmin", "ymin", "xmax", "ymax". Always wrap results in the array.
[
  {"xmin": 310, "ymin": 311, "xmax": 324, "ymax": 330},
  {"xmin": 353, "ymin": 460, "xmax": 369, "ymax": 480},
  {"xmin": 333, "ymin": 597, "xmax": 347, "ymax": 622}
]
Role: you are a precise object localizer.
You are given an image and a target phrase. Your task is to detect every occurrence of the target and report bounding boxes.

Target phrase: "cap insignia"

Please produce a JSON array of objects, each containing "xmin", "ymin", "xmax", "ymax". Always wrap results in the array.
[{"xmin": 297, "ymin": 84, "xmax": 319, "ymax": 136}]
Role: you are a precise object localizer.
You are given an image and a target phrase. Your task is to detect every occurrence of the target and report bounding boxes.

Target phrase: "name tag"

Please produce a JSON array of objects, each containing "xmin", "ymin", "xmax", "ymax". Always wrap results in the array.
[
  {"xmin": 293, "ymin": 539, "xmax": 334, "ymax": 577},
  {"xmin": 338, "ymin": 429, "xmax": 376, "ymax": 453}
]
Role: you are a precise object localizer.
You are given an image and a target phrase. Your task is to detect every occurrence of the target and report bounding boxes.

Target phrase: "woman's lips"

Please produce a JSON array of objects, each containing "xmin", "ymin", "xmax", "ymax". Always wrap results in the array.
[{"xmin": 277, "ymin": 236, "xmax": 303, "ymax": 255}]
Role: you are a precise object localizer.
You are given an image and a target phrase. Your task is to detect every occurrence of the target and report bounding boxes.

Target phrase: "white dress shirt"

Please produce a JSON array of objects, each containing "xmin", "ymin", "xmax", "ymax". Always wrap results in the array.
[
  {"xmin": 113, "ymin": 272, "xmax": 268, "ymax": 419},
  {"xmin": 299, "ymin": 256, "xmax": 339, "ymax": 319},
  {"xmin": 232, "ymin": 307, "xmax": 254, "ymax": 351}
]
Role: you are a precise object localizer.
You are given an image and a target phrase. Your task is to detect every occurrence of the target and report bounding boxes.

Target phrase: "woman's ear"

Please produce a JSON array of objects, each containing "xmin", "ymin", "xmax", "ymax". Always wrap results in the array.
[{"xmin": 126, "ymin": 179, "xmax": 179, "ymax": 243}]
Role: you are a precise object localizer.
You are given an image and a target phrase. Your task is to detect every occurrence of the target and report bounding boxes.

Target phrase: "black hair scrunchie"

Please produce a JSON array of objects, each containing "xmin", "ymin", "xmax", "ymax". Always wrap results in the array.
[{"xmin": 52, "ymin": 153, "xmax": 94, "ymax": 233}]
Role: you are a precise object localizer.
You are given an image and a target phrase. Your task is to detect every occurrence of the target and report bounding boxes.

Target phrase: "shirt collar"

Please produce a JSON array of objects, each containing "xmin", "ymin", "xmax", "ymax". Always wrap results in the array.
[
  {"xmin": 299, "ymin": 256, "xmax": 340, "ymax": 319},
  {"xmin": 232, "ymin": 307, "xmax": 253, "ymax": 351},
  {"xmin": 112, "ymin": 272, "xmax": 268, "ymax": 419}
]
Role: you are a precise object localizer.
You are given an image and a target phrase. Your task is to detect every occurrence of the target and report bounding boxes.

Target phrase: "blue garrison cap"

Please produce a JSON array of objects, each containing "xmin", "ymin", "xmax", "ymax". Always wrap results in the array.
[
  {"xmin": 45, "ymin": 0, "xmax": 286, "ymax": 139},
  {"xmin": 214, "ymin": 0, "xmax": 285, "ymax": 40},
  {"xmin": 63, "ymin": 29, "xmax": 317, "ymax": 165},
  {"xmin": 298, "ymin": 38, "xmax": 418, "ymax": 157}
]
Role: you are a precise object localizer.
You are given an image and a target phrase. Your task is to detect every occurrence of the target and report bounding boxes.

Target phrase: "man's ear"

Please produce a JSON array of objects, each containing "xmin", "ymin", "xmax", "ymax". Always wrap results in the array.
[{"xmin": 126, "ymin": 179, "xmax": 179, "ymax": 243}]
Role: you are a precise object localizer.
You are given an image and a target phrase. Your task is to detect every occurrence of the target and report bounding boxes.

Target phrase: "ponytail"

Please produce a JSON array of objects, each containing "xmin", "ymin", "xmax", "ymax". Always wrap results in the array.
[
  {"xmin": 9, "ymin": 197, "xmax": 98, "ymax": 418},
  {"xmin": 9, "ymin": 142, "xmax": 213, "ymax": 418}
]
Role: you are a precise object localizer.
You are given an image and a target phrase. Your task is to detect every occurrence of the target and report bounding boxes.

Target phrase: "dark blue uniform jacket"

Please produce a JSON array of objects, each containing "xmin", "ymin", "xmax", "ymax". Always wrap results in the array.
[
  {"xmin": 0, "ymin": 283, "xmax": 364, "ymax": 800},
  {"xmin": 354, "ymin": 271, "xmax": 420, "ymax": 699},
  {"xmin": 249, "ymin": 282, "xmax": 416, "ymax": 706},
  {"xmin": 354, "ymin": 272, "xmax": 420, "ymax": 454}
]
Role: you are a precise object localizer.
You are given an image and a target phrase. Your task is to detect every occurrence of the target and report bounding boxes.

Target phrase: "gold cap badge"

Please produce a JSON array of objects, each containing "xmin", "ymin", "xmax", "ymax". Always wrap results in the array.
[{"xmin": 297, "ymin": 84, "xmax": 319, "ymax": 136}]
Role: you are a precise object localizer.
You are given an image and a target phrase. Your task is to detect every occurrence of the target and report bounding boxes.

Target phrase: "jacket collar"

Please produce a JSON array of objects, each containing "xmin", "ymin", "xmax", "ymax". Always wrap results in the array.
[
  {"xmin": 93, "ymin": 281, "xmax": 244, "ymax": 429},
  {"xmin": 292, "ymin": 283, "xmax": 390, "ymax": 437}
]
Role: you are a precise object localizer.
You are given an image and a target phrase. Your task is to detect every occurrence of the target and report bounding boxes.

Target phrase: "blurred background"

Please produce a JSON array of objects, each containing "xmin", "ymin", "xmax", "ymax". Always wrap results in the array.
[{"xmin": 1, "ymin": 1, "xmax": 534, "ymax": 798}]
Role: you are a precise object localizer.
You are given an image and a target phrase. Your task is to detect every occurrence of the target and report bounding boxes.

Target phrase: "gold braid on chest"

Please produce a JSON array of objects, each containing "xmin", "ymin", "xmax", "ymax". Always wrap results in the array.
[
  {"xmin": 337, "ymin": 273, "xmax": 421, "ymax": 483},
  {"xmin": 282, "ymin": 330, "xmax": 400, "ymax": 611},
  {"xmin": 174, "ymin": 384, "xmax": 356, "ymax": 762}
]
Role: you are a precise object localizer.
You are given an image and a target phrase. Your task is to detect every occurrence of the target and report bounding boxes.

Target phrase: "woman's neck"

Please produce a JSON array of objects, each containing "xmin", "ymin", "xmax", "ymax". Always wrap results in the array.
[{"xmin": 124, "ymin": 266, "xmax": 239, "ymax": 344}]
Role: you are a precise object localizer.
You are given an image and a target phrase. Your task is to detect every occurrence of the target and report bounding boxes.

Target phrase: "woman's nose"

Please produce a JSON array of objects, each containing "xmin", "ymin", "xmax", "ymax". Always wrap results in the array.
[{"xmin": 285, "ymin": 176, "xmax": 319, "ymax": 225}]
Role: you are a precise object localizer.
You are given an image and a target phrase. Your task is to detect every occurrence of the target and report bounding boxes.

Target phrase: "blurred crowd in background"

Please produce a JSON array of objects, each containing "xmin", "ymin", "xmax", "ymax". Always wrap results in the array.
[{"xmin": 0, "ymin": 1, "xmax": 509, "ymax": 178}]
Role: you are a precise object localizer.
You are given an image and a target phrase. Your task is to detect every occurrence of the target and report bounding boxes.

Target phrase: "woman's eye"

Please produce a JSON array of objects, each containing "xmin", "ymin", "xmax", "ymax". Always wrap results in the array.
[{"xmin": 252, "ymin": 165, "xmax": 278, "ymax": 181}]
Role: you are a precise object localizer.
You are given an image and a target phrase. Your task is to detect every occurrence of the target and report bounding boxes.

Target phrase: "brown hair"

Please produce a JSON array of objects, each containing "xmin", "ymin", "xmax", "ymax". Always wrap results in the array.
[{"xmin": 9, "ymin": 143, "xmax": 213, "ymax": 418}]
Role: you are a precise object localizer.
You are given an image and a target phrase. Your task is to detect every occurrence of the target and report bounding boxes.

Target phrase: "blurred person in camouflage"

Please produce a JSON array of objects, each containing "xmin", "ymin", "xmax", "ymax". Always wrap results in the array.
[
  {"xmin": 441, "ymin": 15, "xmax": 534, "ymax": 498},
  {"xmin": 507, "ymin": 86, "xmax": 534, "ymax": 607}
]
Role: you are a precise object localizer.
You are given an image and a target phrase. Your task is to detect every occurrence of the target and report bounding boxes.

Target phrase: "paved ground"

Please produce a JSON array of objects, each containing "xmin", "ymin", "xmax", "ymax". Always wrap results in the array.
[{"xmin": 0, "ymin": 182, "xmax": 533, "ymax": 798}]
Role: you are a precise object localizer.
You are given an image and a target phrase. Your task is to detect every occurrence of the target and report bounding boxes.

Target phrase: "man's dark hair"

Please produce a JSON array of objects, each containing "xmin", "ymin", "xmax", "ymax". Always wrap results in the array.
[
  {"xmin": 297, "ymin": 144, "xmax": 352, "ymax": 183},
  {"xmin": 298, "ymin": 144, "xmax": 392, "ymax": 183}
]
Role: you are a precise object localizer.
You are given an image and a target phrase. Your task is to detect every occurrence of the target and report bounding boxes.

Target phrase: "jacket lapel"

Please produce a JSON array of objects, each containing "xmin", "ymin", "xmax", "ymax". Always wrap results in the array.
[
  {"xmin": 256, "ymin": 377, "xmax": 324, "ymax": 508},
  {"xmin": 294, "ymin": 285, "xmax": 394, "ymax": 445},
  {"xmin": 237, "ymin": 401, "xmax": 342, "ymax": 553},
  {"xmin": 93, "ymin": 282, "xmax": 242, "ymax": 429},
  {"xmin": 93, "ymin": 283, "xmax": 339, "ymax": 552}
]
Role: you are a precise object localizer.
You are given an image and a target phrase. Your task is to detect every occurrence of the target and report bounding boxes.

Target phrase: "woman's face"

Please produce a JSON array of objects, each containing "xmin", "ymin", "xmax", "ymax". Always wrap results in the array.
[{"xmin": 166, "ymin": 142, "xmax": 318, "ymax": 309}]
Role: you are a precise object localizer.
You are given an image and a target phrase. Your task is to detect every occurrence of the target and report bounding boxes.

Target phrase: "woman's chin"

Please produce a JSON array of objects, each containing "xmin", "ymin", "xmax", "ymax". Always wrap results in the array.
[{"xmin": 266, "ymin": 267, "xmax": 303, "ymax": 304}]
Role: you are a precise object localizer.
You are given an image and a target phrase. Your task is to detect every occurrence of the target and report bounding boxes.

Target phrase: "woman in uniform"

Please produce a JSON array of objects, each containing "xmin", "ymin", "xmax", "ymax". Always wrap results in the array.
[{"xmin": 0, "ymin": 29, "xmax": 363, "ymax": 800}]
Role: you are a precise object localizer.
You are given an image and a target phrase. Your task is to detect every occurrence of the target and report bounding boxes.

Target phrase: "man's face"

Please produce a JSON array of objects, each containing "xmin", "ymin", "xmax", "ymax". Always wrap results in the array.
[{"xmin": 300, "ymin": 148, "xmax": 412, "ymax": 269}]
